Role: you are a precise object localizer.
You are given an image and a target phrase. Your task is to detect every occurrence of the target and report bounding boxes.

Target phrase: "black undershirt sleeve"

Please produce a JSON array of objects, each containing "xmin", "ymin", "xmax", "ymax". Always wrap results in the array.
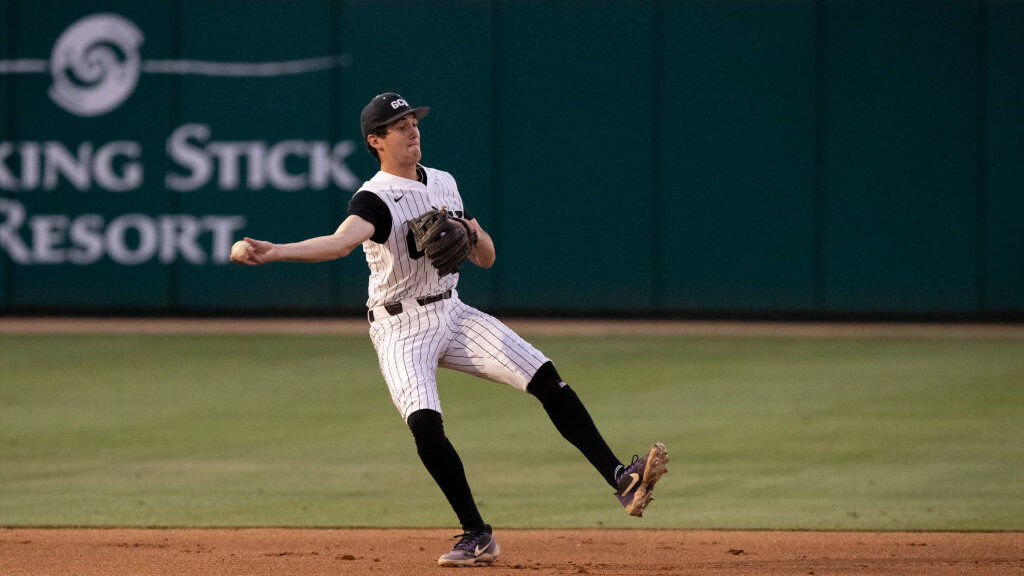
[{"xmin": 347, "ymin": 191, "xmax": 391, "ymax": 244}]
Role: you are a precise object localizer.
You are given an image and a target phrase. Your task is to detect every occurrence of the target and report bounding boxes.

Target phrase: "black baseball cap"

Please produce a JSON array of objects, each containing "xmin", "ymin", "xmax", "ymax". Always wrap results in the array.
[{"xmin": 360, "ymin": 92, "xmax": 430, "ymax": 141}]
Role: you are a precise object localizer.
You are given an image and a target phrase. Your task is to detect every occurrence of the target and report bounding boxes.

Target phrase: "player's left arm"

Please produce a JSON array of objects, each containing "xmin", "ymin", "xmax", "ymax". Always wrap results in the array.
[{"xmin": 460, "ymin": 217, "xmax": 495, "ymax": 269}]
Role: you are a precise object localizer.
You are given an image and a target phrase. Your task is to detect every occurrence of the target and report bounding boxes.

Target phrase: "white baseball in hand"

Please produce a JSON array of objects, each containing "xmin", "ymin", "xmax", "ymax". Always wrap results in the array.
[{"xmin": 230, "ymin": 240, "xmax": 252, "ymax": 262}]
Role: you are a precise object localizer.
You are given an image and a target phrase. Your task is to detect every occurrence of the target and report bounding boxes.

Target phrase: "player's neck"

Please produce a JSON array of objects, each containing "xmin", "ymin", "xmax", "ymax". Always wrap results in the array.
[{"xmin": 380, "ymin": 161, "xmax": 419, "ymax": 182}]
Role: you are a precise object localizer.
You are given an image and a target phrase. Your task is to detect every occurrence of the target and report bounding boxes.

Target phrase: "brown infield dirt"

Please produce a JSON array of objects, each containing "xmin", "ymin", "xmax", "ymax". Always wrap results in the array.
[
  {"xmin": 1, "ymin": 528, "xmax": 1022, "ymax": 576},
  {"xmin": 3, "ymin": 318, "xmax": 1023, "ymax": 575}
]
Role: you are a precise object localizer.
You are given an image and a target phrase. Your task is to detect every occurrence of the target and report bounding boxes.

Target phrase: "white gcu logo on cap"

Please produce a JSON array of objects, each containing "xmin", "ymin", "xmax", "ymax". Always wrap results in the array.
[
  {"xmin": 391, "ymin": 98, "xmax": 409, "ymax": 109},
  {"xmin": 48, "ymin": 13, "xmax": 144, "ymax": 117}
]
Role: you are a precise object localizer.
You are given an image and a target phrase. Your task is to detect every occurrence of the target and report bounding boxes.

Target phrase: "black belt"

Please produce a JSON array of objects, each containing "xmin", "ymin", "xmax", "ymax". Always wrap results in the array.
[{"xmin": 367, "ymin": 289, "xmax": 452, "ymax": 322}]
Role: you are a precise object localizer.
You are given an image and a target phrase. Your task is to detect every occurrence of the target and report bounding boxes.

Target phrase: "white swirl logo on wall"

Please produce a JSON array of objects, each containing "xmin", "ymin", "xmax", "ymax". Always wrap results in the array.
[
  {"xmin": 0, "ymin": 12, "xmax": 351, "ymax": 117},
  {"xmin": 48, "ymin": 14, "xmax": 143, "ymax": 116}
]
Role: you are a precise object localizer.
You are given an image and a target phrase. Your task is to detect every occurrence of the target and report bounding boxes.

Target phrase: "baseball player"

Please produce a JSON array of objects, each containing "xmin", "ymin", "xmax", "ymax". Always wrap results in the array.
[{"xmin": 232, "ymin": 92, "xmax": 668, "ymax": 567}]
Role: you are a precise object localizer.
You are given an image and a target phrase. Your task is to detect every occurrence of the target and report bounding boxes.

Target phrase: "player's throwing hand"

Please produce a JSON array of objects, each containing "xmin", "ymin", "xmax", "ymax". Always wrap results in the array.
[{"xmin": 230, "ymin": 237, "xmax": 275, "ymax": 265}]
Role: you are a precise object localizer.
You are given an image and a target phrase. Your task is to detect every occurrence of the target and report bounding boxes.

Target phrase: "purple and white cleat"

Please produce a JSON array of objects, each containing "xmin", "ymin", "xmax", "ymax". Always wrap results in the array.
[{"xmin": 615, "ymin": 442, "xmax": 669, "ymax": 517}]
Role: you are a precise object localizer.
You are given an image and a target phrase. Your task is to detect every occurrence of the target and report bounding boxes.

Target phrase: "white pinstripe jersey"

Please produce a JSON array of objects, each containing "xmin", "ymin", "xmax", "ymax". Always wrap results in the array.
[{"xmin": 356, "ymin": 166, "xmax": 468, "ymax": 308}]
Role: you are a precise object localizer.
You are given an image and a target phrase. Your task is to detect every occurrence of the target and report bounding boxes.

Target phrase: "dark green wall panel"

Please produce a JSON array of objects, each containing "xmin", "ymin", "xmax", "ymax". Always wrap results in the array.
[
  {"xmin": 660, "ymin": 1, "xmax": 818, "ymax": 312},
  {"xmin": 985, "ymin": 1, "xmax": 1024, "ymax": 311},
  {"xmin": 498, "ymin": 0, "xmax": 654, "ymax": 311},
  {"xmin": 821, "ymin": 0, "xmax": 980, "ymax": 313}
]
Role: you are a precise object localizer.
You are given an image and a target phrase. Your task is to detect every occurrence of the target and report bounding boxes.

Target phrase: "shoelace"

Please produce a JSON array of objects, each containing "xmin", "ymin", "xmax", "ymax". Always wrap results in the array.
[
  {"xmin": 451, "ymin": 530, "xmax": 487, "ymax": 551},
  {"xmin": 625, "ymin": 454, "xmax": 642, "ymax": 475},
  {"xmin": 615, "ymin": 454, "xmax": 643, "ymax": 486}
]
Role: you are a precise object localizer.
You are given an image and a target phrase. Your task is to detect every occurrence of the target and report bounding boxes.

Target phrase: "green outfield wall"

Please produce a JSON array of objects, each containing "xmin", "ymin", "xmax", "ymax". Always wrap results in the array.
[{"xmin": 1, "ymin": 0, "xmax": 1021, "ymax": 317}]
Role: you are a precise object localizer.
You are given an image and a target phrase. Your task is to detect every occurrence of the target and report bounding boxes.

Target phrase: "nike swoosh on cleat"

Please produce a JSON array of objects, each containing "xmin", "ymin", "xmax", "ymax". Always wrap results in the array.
[
  {"xmin": 474, "ymin": 543, "xmax": 489, "ymax": 556},
  {"xmin": 622, "ymin": 472, "xmax": 640, "ymax": 494}
]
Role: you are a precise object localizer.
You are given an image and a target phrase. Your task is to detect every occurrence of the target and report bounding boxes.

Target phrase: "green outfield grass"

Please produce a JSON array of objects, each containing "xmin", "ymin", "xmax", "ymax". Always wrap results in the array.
[{"xmin": 1, "ymin": 328, "xmax": 1022, "ymax": 531}]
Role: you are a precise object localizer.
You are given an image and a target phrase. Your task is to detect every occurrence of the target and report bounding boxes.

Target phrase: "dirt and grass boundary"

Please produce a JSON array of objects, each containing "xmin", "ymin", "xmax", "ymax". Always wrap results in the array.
[{"xmin": 3, "ymin": 317, "xmax": 1021, "ymax": 575}]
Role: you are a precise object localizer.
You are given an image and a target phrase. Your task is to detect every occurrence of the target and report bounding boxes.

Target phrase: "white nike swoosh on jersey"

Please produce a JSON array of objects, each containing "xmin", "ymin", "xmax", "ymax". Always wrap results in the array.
[{"xmin": 622, "ymin": 472, "xmax": 640, "ymax": 494}]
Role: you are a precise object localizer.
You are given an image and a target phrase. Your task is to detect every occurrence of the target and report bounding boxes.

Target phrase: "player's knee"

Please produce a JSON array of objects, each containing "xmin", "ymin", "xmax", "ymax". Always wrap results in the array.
[
  {"xmin": 526, "ymin": 361, "xmax": 567, "ymax": 404},
  {"xmin": 407, "ymin": 409, "xmax": 446, "ymax": 456}
]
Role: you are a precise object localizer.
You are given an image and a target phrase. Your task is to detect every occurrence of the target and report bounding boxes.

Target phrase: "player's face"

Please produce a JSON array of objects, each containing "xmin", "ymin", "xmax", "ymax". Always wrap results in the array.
[{"xmin": 375, "ymin": 114, "xmax": 422, "ymax": 167}]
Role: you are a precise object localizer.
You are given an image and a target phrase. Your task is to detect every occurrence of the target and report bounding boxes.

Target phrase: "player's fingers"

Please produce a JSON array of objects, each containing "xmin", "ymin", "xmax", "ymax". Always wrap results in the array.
[
  {"xmin": 249, "ymin": 245, "xmax": 274, "ymax": 264},
  {"xmin": 234, "ymin": 251, "xmax": 258, "ymax": 266},
  {"xmin": 243, "ymin": 237, "xmax": 269, "ymax": 253}
]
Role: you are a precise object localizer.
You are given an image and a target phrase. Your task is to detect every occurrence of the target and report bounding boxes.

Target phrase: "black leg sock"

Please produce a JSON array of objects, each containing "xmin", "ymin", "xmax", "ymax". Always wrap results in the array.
[
  {"xmin": 407, "ymin": 409, "xmax": 486, "ymax": 532},
  {"xmin": 527, "ymin": 362, "xmax": 622, "ymax": 489}
]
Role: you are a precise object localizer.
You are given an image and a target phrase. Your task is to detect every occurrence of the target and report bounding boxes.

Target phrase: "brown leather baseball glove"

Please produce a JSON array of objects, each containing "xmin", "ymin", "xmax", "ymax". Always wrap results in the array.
[{"xmin": 407, "ymin": 208, "xmax": 478, "ymax": 276}]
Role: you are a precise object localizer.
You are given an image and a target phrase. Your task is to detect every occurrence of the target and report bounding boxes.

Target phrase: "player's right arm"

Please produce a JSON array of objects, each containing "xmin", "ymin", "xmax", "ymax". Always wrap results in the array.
[
  {"xmin": 236, "ymin": 215, "xmax": 374, "ymax": 265},
  {"xmin": 461, "ymin": 217, "xmax": 495, "ymax": 269}
]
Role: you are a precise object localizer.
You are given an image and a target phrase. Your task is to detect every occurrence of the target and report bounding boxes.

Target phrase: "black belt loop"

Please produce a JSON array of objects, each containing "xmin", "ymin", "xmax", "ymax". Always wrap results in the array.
[{"xmin": 368, "ymin": 289, "xmax": 453, "ymax": 323}]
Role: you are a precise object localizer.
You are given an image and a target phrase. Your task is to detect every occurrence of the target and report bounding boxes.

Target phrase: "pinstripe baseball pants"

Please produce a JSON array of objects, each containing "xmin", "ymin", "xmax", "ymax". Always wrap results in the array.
[{"xmin": 369, "ymin": 291, "xmax": 550, "ymax": 421}]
